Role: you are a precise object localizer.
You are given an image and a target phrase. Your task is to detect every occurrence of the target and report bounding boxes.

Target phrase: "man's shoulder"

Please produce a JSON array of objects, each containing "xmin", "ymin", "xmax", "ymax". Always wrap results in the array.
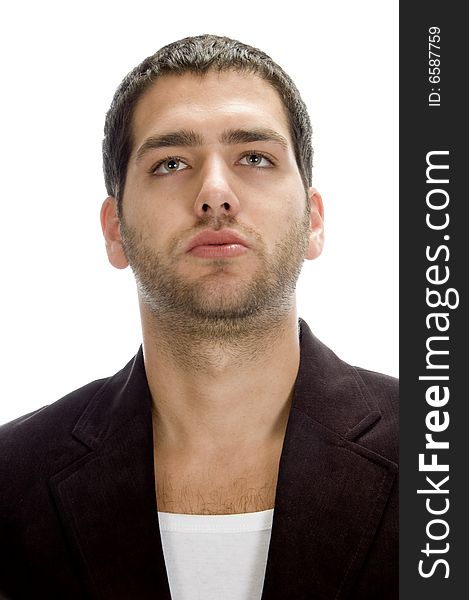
[
  {"xmin": 0, "ymin": 349, "xmax": 146, "ymax": 479},
  {"xmin": 353, "ymin": 365, "xmax": 399, "ymax": 406},
  {"xmin": 298, "ymin": 319, "xmax": 398, "ymax": 417},
  {"xmin": 350, "ymin": 365, "xmax": 399, "ymax": 462},
  {"xmin": 0, "ymin": 378, "xmax": 107, "ymax": 445},
  {"xmin": 0, "ymin": 348, "xmax": 145, "ymax": 447},
  {"xmin": 0, "ymin": 377, "xmax": 112, "ymax": 493},
  {"xmin": 297, "ymin": 320, "xmax": 398, "ymax": 465},
  {"xmin": 353, "ymin": 365, "xmax": 399, "ymax": 430},
  {"xmin": 0, "ymin": 377, "xmax": 110, "ymax": 517}
]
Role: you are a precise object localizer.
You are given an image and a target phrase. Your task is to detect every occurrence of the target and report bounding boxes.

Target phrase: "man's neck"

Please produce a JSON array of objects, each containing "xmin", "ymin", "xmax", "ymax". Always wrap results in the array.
[{"xmin": 141, "ymin": 306, "xmax": 301, "ymax": 453}]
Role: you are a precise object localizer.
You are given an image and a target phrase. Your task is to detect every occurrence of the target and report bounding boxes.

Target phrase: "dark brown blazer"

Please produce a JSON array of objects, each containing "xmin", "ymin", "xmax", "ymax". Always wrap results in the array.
[{"xmin": 0, "ymin": 320, "xmax": 398, "ymax": 599}]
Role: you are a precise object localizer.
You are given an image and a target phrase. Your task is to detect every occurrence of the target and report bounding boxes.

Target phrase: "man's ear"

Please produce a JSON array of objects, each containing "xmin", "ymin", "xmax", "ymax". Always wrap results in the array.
[
  {"xmin": 100, "ymin": 197, "xmax": 129, "ymax": 269},
  {"xmin": 305, "ymin": 188, "xmax": 325, "ymax": 260}
]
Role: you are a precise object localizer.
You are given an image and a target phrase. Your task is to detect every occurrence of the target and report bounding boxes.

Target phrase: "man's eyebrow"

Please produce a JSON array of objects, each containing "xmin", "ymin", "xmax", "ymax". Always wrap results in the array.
[
  {"xmin": 220, "ymin": 128, "xmax": 289, "ymax": 149},
  {"xmin": 135, "ymin": 130, "xmax": 204, "ymax": 163},
  {"xmin": 135, "ymin": 127, "xmax": 289, "ymax": 164}
]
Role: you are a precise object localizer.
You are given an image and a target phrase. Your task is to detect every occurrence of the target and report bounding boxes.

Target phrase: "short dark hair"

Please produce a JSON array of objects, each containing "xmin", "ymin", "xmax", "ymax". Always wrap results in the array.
[{"xmin": 102, "ymin": 34, "xmax": 313, "ymax": 214}]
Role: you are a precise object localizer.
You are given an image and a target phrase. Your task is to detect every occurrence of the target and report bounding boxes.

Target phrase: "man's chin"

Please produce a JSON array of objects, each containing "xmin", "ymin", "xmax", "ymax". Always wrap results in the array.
[
  {"xmin": 185, "ymin": 294, "xmax": 261, "ymax": 321},
  {"xmin": 178, "ymin": 260, "xmax": 255, "ymax": 282},
  {"xmin": 180, "ymin": 272, "xmax": 259, "ymax": 304}
]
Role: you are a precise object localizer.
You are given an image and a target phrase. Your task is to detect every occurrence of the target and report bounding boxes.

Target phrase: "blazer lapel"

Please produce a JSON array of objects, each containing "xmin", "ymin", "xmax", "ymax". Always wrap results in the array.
[
  {"xmin": 49, "ymin": 351, "xmax": 172, "ymax": 599},
  {"xmin": 261, "ymin": 321, "xmax": 397, "ymax": 599}
]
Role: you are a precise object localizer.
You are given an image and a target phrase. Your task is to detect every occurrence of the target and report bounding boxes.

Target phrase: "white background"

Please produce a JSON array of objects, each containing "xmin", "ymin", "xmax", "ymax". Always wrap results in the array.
[{"xmin": 0, "ymin": 1, "xmax": 398, "ymax": 424}]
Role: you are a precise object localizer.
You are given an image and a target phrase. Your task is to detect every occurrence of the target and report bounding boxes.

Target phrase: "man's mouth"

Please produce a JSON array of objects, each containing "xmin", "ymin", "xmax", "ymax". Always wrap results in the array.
[{"xmin": 186, "ymin": 229, "xmax": 249, "ymax": 258}]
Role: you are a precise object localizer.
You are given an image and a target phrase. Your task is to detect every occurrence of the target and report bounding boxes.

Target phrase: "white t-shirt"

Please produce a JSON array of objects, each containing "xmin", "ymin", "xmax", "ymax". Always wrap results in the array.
[{"xmin": 158, "ymin": 509, "xmax": 274, "ymax": 600}]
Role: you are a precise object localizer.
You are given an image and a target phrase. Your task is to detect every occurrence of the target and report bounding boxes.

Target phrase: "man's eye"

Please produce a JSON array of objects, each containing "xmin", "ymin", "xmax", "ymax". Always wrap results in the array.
[
  {"xmin": 239, "ymin": 153, "xmax": 273, "ymax": 168},
  {"xmin": 152, "ymin": 157, "xmax": 189, "ymax": 175}
]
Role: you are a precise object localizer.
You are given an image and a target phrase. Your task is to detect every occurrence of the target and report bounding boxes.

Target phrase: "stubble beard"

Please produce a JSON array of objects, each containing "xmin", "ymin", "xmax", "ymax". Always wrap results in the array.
[{"xmin": 120, "ymin": 209, "xmax": 310, "ymax": 348}]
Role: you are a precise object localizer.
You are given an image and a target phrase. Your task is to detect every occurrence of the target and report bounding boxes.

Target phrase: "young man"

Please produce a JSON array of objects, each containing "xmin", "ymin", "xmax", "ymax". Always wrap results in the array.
[{"xmin": 0, "ymin": 35, "xmax": 398, "ymax": 599}]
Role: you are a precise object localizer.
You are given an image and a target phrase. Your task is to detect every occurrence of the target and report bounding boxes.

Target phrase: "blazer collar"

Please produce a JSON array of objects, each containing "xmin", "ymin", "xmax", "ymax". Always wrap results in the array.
[
  {"xmin": 293, "ymin": 320, "xmax": 382, "ymax": 439},
  {"xmin": 49, "ymin": 320, "xmax": 396, "ymax": 599}
]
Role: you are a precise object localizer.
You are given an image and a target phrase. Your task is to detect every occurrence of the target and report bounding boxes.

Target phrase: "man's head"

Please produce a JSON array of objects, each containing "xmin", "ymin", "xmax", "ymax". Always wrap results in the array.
[
  {"xmin": 101, "ymin": 35, "xmax": 324, "ymax": 341},
  {"xmin": 103, "ymin": 34, "xmax": 313, "ymax": 214}
]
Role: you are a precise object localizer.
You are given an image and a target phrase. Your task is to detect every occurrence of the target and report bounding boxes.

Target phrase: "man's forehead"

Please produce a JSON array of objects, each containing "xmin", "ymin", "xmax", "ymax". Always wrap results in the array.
[{"xmin": 131, "ymin": 70, "xmax": 292, "ymax": 146}]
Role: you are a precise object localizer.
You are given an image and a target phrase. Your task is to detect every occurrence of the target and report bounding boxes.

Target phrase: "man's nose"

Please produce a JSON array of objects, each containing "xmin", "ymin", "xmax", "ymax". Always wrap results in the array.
[{"xmin": 193, "ymin": 157, "xmax": 240, "ymax": 218}]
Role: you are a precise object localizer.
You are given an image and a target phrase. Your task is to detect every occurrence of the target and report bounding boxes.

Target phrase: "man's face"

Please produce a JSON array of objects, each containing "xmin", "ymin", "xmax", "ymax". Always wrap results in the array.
[{"xmin": 102, "ymin": 70, "xmax": 324, "ymax": 327}]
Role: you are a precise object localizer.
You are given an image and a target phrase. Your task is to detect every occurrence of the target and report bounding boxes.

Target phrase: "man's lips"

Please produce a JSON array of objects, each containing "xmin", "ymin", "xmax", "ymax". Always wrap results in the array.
[{"xmin": 186, "ymin": 229, "xmax": 249, "ymax": 258}]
